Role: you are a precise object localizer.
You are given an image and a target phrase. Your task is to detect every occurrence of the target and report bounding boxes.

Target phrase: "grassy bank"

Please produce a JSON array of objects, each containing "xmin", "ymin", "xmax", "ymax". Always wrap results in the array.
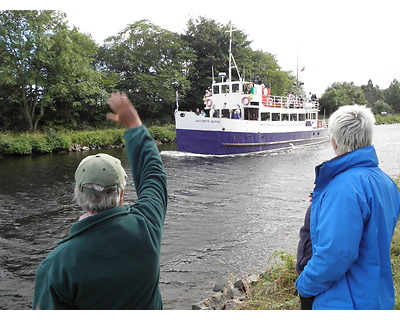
[
  {"xmin": 375, "ymin": 114, "xmax": 400, "ymax": 124},
  {"xmin": 0, "ymin": 124, "xmax": 176, "ymax": 156},
  {"xmin": 239, "ymin": 174, "xmax": 400, "ymax": 310}
]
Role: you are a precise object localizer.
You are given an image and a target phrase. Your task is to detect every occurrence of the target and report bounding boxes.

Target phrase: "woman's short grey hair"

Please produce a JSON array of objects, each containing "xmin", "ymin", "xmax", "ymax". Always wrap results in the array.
[
  {"xmin": 328, "ymin": 105, "xmax": 375, "ymax": 155},
  {"xmin": 74, "ymin": 180, "xmax": 126, "ymax": 213}
]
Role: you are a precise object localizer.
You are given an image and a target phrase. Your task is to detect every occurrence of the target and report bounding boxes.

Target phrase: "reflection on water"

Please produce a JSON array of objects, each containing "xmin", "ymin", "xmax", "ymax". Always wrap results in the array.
[{"xmin": 0, "ymin": 124, "xmax": 399, "ymax": 309}]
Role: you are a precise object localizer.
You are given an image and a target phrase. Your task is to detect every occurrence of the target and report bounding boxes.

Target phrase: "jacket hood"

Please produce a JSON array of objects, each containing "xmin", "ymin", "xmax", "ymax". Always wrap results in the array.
[{"xmin": 314, "ymin": 145, "xmax": 379, "ymax": 188}]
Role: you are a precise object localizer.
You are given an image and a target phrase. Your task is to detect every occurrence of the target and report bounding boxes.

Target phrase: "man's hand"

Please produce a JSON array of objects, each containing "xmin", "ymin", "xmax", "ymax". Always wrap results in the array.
[{"xmin": 107, "ymin": 92, "xmax": 142, "ymax": 129}]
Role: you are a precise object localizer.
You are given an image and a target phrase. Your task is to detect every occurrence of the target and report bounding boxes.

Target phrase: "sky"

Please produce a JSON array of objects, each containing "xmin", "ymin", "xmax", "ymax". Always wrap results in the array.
[{"xmin": 4, "ymin": 0, "xmax": 400, "ymax": 97}]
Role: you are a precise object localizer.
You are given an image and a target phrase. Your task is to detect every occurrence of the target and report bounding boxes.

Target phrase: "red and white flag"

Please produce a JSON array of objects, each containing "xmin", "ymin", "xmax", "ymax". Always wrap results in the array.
[{"xmin": 300, "ymin": 66, "xmax": 305, "ymax": 72}]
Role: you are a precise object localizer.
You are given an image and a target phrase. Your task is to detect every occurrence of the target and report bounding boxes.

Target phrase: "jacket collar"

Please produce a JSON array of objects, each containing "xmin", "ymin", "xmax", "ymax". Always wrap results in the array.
[
  {"xmin": 58, "ymin": 206, "xmax": 130, "ymax": 244},
  {"xmin": 314, "ymin": 145, "xmax": 379, "ymax": 188}
]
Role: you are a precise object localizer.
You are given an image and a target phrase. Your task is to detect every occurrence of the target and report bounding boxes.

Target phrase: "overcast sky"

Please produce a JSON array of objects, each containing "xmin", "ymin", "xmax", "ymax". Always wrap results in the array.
[{"xmin": 5, "ymin": 0, "xmax": 400, "ymax": 97}]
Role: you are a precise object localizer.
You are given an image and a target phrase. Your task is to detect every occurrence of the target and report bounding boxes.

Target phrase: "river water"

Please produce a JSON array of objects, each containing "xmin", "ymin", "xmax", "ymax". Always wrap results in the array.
[{"xmin": 0, "ymin": 124, "xmax": 399, "ymax": 310}]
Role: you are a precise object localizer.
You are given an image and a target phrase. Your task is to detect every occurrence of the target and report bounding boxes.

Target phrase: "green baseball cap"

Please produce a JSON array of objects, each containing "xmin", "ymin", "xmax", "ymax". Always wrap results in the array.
[{"xmin": 75, "ymin": 153, "xmax": 127, "ymax": 195}]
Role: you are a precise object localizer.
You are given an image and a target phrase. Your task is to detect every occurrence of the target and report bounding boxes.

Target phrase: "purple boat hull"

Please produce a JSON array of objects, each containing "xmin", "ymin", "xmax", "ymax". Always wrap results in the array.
[{"xmin": 176, "ymin": 128, "xmax": 328, "ymax": 155}]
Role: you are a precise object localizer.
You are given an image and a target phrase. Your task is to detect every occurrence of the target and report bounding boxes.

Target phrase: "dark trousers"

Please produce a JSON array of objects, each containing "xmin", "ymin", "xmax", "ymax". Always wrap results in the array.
[{"xmin": 299, "ymin": 295, "xmax": 315, "ymax": 310}]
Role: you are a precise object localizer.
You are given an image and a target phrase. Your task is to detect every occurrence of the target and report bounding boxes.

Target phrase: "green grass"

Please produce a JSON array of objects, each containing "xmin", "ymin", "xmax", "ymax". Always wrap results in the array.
[{"xmin": 0, "ymin": 125, "xmax": 176, "ymax": 156}]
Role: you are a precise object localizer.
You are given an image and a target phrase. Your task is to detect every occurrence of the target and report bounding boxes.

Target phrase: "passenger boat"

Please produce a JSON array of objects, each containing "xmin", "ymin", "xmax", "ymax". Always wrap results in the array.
[{"xmin": 174, "ymin": 28, "xmax": 328, "ymax": 156}]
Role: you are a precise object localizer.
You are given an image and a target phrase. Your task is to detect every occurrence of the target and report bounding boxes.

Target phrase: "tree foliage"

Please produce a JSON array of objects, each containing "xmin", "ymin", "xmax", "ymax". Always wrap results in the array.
[
  {"xmin": 320, "ymin": 79, "xmax": 400, "ymax": 116},
  {"xmin": 384, "ymin": 79, "xmax": 400, "ymax": 114},
  {"xmin": 1, "ymin": 11, "xmax": 399, "ymax": 131},
  {"xmin": 319, "ymin": 82, "xmax": 367, "ymax": 116},
  {"xmin": 181, "ymin": 17, "xmax": 294, "ymax": 107},
  {"xmin": 361, "ymin": 79, "xmax": 383, "ymax": 106},
  {"xmin": 0, "ymin": 10, "xmax": 105, "ymax": 131},
  {"xmin": 98, "ymin": 20, "xmax": 195, "ymax": 122}
]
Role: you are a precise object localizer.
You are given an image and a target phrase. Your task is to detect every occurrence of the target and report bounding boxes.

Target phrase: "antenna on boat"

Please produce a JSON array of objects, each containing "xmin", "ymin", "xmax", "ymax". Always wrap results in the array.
[{"xmin": 225, "ymin": 23, "xmax": 242, "ymax": 81}]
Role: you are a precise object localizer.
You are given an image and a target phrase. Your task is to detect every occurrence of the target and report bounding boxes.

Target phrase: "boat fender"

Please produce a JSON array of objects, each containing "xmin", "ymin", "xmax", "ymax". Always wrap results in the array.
[
  {"xmin": 241, "ymin": 96, "xmax": 250, "ymax": 106},
  {"xmin": 206, "ymin": 98, "xmax": 213, "ymax": 107}
]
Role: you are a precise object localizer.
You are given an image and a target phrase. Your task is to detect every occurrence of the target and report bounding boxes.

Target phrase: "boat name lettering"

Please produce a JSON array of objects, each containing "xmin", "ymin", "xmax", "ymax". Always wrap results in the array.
[{"xmin": 195, "ymin": 119, "xmax": 221, "ymax": 124}]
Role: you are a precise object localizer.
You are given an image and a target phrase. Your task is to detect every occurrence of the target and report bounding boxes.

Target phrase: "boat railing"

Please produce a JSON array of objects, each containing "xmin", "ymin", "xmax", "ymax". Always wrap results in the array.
[{"xmin": 266, "ymin": 95, "xmax": 319, "ymax": 109}]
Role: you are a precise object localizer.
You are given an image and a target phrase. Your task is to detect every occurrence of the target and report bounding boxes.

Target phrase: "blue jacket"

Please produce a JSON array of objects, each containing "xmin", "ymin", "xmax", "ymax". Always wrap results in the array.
[{"xmin": 296, "ymin": 145, "xmax": 400, "ymax": 309}]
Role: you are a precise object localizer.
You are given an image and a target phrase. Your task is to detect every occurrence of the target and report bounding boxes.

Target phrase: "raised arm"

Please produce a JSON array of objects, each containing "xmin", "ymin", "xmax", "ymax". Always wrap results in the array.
[{"xmin": 107, "ymin": 92, "xmax": 142, "ymax": 129}]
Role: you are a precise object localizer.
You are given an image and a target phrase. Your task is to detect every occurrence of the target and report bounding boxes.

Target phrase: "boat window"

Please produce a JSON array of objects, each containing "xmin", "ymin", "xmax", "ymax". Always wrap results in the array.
[
  {"xmin": 222, "ymin": 109, "xmax": 231, "ymax": 118},
  {"xmin": 290, "ymin": 114, "xmax": 298, "ymax": 121},
  {"xmin": 282, "ymin": 114, "xmax": 289, "ymax": 121},
  {"xmin": 299, "ymin": 114, "xmax": 306, "ymax": 121},
  {"xmin": 213, "ymin": 85, "xmax": 220, "ymax": 95},
  {"xmin": 232, "ymin": 84, "xmax": 240, "ymax": 93},
  {"xmin": 222, "ymin": 84, "xmax": 229, "ymax": 93},
  {"xmin": 307, "ymin": 112, "xmax": 318, "ymax": 120},
  {"xmin": 261, "ymin": 113, "xmax": 270, "ymax": 121},
  {"xmin": 271, "ymin": 113, "xmax": 280, "ymax": 121},
  {"xmin": 243, "ymin": 83, "xmax": 252, "ymax": 94}
]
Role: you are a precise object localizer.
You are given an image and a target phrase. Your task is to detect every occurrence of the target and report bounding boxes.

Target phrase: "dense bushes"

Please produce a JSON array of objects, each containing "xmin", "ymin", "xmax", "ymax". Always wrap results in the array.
[
  {"xmin": 0, "ymin": 125, "xmax": 176, "ymax": 156},
  {"xmin": 375, "ymin": 114, "xmax": 400, "ymax": 124},
  {"xmin": 148, "ymin": 124, "xmax": 176, "ymax": 144}
]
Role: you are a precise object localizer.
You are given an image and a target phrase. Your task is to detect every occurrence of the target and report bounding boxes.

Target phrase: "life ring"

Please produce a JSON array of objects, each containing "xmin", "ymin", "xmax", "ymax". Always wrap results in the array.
[
  {"xmin": 241, "ymin": 96, "xmax": 250, "ymax": 106},
  {"xmin": 206, "ymin": 98, "xmax": 213, "ymax": 107}
]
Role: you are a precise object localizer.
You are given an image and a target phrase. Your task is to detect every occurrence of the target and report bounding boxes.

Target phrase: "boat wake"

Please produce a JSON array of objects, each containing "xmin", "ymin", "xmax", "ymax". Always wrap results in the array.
[
  {"xmin": 160, "ymin": 151, "xmax": 237, "ymax": 158},
  {"xmin": 160, "ymin": 147, "xmax": 298, "ymax": 159}
]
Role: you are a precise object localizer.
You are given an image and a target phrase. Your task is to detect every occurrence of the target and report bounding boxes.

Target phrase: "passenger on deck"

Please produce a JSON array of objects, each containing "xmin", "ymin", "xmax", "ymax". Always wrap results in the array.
[
  {"xmin": 200, "ymin": 110, "xmax": 207, "ymax": 117},
  {"xmin": 233, "ymin": 110, "xmax": 240, "ymax": 119},
  {"xmin": 229, "ymin": 109, "xmax": 234, "ymax": 119},
  {"xmin": 288, "ymin": 92, "xmax": 295, "ymax": 108},
  {"xmin": 195, "ymin": 108, "xmax": 201, "ymax": 116},
  {"xmin": 249, "ymin": 85, "xmax": 255, "ymax": 94},
  {"xmin": 209, "ymin": 107, "xmax": 215, "ymax": 118}
]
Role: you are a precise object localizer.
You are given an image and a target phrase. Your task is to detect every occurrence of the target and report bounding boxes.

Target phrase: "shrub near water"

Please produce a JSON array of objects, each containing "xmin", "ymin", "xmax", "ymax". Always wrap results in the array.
[
  {"xmin": 0, "ymin": 125, "xmax": 175, "ymax": 155},
  {"xmin": 0, "ymin": 134, "xmax": 32, "ymax": 155},
  {"xmin": 148, "ymin": 124, "xmax": 176, "ymax": 143},
  {"xmin": 66, "ymin": 129, "xmax": 125, "ymax": 148}
]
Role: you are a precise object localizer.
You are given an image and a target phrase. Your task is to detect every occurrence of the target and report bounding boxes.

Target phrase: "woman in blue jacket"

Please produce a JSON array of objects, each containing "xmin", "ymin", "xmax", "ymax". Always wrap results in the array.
[{"xmin": 296, "ymin": 105, "xmax": 400, "ymax": 309}]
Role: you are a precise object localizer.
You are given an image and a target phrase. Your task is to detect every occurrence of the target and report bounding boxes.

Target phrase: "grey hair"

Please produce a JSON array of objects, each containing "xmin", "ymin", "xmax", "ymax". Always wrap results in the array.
[
  {"xmin": 74, "ymin": 180, "xmax": 126, "ymax": 213},
  {"xmin": 328, "ymin": 105, "xmax": 375, "ymax": 155}
]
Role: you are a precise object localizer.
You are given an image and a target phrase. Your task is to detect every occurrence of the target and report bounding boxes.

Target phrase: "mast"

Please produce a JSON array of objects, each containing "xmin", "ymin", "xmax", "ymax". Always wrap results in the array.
[
  {"xmin": 296, "ymin": 47, "xmax": 299, "ymax": 96},
  {"xmin": 225, "ymin": 23, "xmax": 241, "ymax": 82},
  {"xmin": 228, "ymin": 25, "xmax": 233, "ymax": 82}
]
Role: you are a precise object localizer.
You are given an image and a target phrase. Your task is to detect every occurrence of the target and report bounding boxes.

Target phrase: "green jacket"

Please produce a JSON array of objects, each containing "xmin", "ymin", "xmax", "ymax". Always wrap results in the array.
[{"xmin": 33, "ymin": 126, "xmax": 168, "ymax": 309}]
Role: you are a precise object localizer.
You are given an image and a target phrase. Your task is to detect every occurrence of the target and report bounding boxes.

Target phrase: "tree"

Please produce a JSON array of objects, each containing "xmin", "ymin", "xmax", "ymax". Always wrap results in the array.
[
  {"xmin": 319, "ymin": 82, "xmax": 367, "ymax": 116},
  {"xmin": 98, "ymin": 20, "xmax": 195, "ymax": 122},
  {"xmin": 372, "ymin": 100, "xmax": 392, "ymax": 115},
  {"xmin": 43, "ymin": 26, "xmax": 107, "ymax": 128},
  {"xmin": 383, "ymin": 79, "xmax": 400, "ymax": 113},
  {"xmin": 245, "ymin": 50, "xmax": 295, "ymax": 96},
  {"xmin": 361, "ymin": 79, "xmax": 383, "ymax": 107},
  {"xmin": 182, "ymin": 17, "xmax": 295, "ymax": 108},
  {"xmin": 0, "ymin": 10, "xmax": 105, "ymax": 131},
  {"xmin": 181, "ymin": 17, "xmax": 233, "ymax": 109}
]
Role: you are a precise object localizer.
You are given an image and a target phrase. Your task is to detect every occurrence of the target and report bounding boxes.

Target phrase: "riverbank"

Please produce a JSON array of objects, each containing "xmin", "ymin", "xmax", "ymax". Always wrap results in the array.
[
  {"xmin": 194, "ymin": 225, "xmax": 400, "ymax": 310},
  {"xmin": 0, "ymin": 124, "xmax": 175, "ymax": 156},
  {"xmin": 1, "ymin": 116, "xmax": 399, "ymax": 156}
]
